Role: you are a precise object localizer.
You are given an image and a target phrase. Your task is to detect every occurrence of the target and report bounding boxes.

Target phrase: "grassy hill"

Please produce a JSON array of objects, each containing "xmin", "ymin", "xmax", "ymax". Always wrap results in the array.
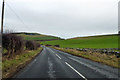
[
  {"xmin": 42, "ymin": 34, "xmax": 118, "ymax": 48},
  {"xmin": 13, "ymin": 32, "xmax": 62, "ymax": 41}
]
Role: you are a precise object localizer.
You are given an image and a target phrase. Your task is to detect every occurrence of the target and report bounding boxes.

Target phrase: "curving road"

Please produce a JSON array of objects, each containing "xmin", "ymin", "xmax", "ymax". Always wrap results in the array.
[{"xmin": 14, "ymin": 46, "xmax": 119, "ymax": 79}]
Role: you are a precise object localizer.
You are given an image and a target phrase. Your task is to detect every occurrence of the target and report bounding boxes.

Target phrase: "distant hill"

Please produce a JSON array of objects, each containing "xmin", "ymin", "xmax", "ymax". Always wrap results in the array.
[
  {"xmin": 13, "ymin": 32, "xmax": 63, "ymax": 41},
  {"xmin": 69, "ymin": 34, "xmax": 118, "ymax": 39},
  {"xmin": 42, "ymin": 34, "xmax": 118, "ymax": 48}
]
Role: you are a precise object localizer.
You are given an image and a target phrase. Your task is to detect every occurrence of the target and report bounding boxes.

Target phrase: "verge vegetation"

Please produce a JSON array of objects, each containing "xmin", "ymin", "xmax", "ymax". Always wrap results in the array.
[
  {"xmin": 53, "ymin": 47, "xmax": 120, "ymax": 68},
  {"xmin": 2, "ymin": 47, "xmax": 42, "ymax": 78},
  {"xmin": 2, "ymin": 33, "xmax": 43, "ymax": 78}
]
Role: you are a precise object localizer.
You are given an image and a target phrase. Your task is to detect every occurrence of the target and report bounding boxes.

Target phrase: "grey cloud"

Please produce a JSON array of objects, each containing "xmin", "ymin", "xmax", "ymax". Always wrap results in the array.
[{"xmin": 1, "ymin": 0, "xmax": 119, "ymax": 38}]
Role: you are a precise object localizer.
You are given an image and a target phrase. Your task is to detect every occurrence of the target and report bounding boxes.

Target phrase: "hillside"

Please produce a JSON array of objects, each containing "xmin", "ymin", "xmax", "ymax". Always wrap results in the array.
[
  {"xmin": 13, "ymin": 32, "xmax": 62, "ymax": 41},
  {"xmin": 42, "ymin": 34, "xmax": 118, "ymax": 48}
]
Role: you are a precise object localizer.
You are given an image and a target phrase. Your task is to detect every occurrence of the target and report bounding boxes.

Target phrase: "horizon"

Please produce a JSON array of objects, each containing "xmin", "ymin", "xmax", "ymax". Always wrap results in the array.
[
  {"xmin": 13, "ymin": 31, "xmax": 118, "ymax": 39},
  {"xmin": 0, "ymin": 0, "xmax": 119, "ymax": 38}
]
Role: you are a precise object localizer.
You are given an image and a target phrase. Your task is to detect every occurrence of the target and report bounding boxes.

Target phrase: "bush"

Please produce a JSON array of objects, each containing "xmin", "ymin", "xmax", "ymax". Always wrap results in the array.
[
  {"xmin": 36, "ymin": 42, "xmax": 41, "ymax": 48},
  {"xmin": 45, "ymin": 44, "xmax": 52, "ymax": 46},
  {"xmin": 14, "ymin": 36, "xmax": 24, "ymax": 54},
  {"xmin": 54, "ymin": 45, "xmax": 60, "ymax": 47},
  {"xmin": 25, "ymin": 40, "xmax": 40, "ymax": 50},
  {"xmin": 2, "ymin": 33, "xmax": 24, "ymax": 57}
]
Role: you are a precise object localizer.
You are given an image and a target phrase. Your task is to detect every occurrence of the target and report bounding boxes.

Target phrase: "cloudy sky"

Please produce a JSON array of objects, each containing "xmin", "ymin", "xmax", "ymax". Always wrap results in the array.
[{"xmin": 0, "ymin": 0, "xmax": 119, "ymax": 39}]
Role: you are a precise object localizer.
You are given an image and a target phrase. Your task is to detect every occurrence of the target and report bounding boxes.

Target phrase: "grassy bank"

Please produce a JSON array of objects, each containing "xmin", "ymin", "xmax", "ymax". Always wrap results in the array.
[
  {"xmin": 53, "ymin": 47, "xmax": 120, "ymax": 68},
  {"xmin": 42, "ymin": 34, "xmax": 118, "ymax": 48},
  {"xmin": 15, "ymin": 33, "xmax": 62, "ymax": 41},
  {"xmin": 2, "ymin": 47, "xmax": 43, "ymax": 78}
]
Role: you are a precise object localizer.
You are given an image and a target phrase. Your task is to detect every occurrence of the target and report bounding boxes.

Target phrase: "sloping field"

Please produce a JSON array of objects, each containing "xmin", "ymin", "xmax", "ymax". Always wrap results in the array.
[
  {"xmin": 42, "ymin": 34, "xmax": 118, "ymax": 48},
  {"xmin": 14, "ymin": 32, "xmax": 62, "ymax": 41}
]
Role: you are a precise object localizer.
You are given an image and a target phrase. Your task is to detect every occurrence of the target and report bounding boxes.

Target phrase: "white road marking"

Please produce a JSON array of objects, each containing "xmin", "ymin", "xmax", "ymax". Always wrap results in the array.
[
  {"xmin": 47, "ymin": 47, "xmax": 62, "ymax": 59},
  {"xmin": 69, "ymin": 57, "xmax": 119, "ymax": 78},
  {"xmin": 56, "ymin": 54, "xmax": 61, "ymax": 59},
  {"xmin": 47, "ymin": 47, "xmax": 55, "ymax": 53},
  {"xmin": 65, "ymin": 62, "xmax": 87, "ymax": 80},
  {"xmin": 51, "ymin": 50, "xmax": 55, "ymax": 53}
]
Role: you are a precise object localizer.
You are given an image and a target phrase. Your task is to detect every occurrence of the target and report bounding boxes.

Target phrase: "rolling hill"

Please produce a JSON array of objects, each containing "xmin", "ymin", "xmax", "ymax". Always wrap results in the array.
[
  {"xmin": 13, "ymin": 32, "xmax": 63, "ymax": 41},
  {"xmin": 42, "ymin": 34, "xmax": 119, "ymax": 48}
]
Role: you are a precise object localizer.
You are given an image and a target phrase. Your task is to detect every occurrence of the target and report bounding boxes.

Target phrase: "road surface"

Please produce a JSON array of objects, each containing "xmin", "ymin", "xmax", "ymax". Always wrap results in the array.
[{"xmin": 14, "ymin": 46, "xmax": 119, "ymax": 79}]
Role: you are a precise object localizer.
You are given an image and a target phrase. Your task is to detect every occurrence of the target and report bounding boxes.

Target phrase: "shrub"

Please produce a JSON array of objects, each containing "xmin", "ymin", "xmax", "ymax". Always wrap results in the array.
[
  {"xmin": 2, "ymin": 33, "xmax": 24, "ymax": 57},
  {"xmin": 54, "ymin": 45, "xmax": 60, "ymax": 47},
  {"xmin": 36, "ymin": 42, "xmax": 41, "ymax": 48},
  {"xmin": 14, "ymin": 36, "xmax": 24, "ymax": 54},
  {"xmin": 25, "ymin": 40, "xmax": 40, "ymax": 50},
  {"xmin": 45, "ymin": 44, "xmax": 52, "ymax": 46}
]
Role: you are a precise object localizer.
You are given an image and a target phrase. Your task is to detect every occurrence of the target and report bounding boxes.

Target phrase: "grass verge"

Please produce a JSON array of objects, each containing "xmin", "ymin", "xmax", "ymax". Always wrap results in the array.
[
  {"xmin": 2, "ymin": 47, "xmax": 43, "ymax": 78},
  {"xmin": 53, "ymin": 47, "xmax": 120, "ymax": 68}
]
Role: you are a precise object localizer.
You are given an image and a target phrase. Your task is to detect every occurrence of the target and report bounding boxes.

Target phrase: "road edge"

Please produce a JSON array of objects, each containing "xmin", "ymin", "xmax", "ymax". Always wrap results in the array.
[
  {"xmin": 51, "ymin": 47, "xmax": 120, "ymax": 69},
  {"xmin": 3, "ymin": 48, "xmax": 43, "ymax": 79}
]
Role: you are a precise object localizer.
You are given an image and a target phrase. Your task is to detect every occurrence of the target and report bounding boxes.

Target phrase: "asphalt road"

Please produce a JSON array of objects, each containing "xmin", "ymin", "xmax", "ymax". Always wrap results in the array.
[{"xmin": 14, "ymin": 46, "xmax": 119, "ymax": 79}]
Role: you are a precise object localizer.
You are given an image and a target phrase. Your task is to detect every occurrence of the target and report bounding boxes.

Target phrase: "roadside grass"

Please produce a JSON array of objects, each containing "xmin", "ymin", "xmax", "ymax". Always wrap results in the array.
[
  {"xmin": 3, "ymin": 48, "xmax": 7, "ymax": 54},
  {"xmin": 53, "ymin": 47, "xmax": 120, "ymax": 68},
  {"xmin": 42, "ymin": 34, "xmax": 118, "ymax": 48},
  {"xmin": 2, "ymin": 47, "xmax": 43, "ymax": 78}
]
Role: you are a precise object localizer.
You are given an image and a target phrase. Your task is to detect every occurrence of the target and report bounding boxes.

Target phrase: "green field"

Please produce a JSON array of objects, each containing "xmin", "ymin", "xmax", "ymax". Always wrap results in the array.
[
  {"xmin": 42, "ymin": 34, "xmax": 119, "ymax": 48},
  {"xmin": 15, "ymin": 32, "xmax": 62, "ymax": 41}
]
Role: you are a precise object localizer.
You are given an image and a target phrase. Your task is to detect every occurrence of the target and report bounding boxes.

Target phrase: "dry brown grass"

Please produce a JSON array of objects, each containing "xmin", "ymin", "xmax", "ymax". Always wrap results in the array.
[
  {"xmin": 53, "ymin": 47, "xmax": 120, "ymax": 68},
  {"xmin": 2, "ymin": 48, "xmax": 43, "ymax": 78}
]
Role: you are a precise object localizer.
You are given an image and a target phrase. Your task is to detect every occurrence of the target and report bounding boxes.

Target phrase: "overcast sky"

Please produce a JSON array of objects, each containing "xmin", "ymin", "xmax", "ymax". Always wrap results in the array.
[{"xmin": 0, "ymin": 0, "xmax": 119, "ymax": 39}]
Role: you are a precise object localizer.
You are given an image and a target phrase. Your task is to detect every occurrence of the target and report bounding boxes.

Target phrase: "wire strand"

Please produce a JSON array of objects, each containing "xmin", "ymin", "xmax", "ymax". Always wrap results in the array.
[{"xmin": 5, "ymin": 3, "xmax": 31, "ymax": 30}]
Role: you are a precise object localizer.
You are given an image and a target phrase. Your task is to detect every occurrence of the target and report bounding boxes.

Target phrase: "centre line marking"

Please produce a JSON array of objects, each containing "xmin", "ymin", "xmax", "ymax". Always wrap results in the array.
[
  {"xmin": 65, "ymin": 62, "xmax": 87, "ymax": 80},
  {"xmin": 56, "ymin": 54, "xmax": 61, "ymax": 59}
]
